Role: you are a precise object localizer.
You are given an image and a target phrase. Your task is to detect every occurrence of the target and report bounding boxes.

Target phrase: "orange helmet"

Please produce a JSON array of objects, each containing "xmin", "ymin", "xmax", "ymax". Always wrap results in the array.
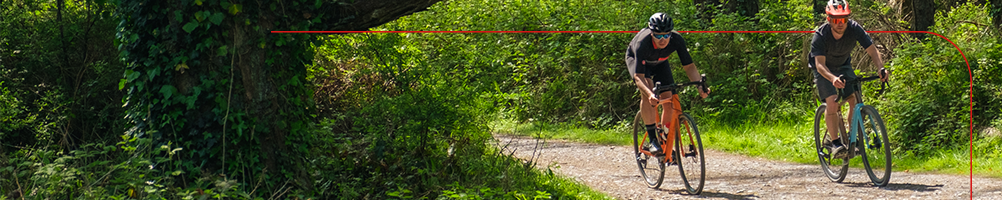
[{"xmin": 825, "ymin": 0, "xmax": 851, "ymax": 16}]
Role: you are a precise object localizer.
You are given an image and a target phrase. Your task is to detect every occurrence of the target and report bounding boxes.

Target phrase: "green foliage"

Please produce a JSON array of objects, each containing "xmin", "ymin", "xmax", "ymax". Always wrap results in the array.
[
  {"xmin": 686, "ymin": 0, "xmax": 818, "ymax": 124},
  {"xmin": 882, "ymin": 2, "xmax": 1000, "ymax": 155},
  {"xmin": 1, "ymin": 0, "xmax": 127, "ymax": 152},
  {"xmin": 309, "ymin": 5, "xmax": 613, "ymax": 196},
  {"xmin": 2, "ymin": 1, "xmax": 131, "ymax": 197},
  {"xmin": 354, "ymin": 0, "xmax": 822, "ymax": 127}
]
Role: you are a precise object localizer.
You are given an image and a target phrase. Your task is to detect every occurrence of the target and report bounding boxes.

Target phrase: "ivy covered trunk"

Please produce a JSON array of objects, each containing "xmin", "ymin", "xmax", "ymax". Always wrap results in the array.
[{"xmin": 115, "ymin": 0, "xmax": 441, "ymax": 193}]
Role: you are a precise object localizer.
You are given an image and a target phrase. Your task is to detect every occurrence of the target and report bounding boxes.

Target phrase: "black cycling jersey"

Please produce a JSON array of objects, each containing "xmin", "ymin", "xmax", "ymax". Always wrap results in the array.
[
  {"xmin": 809, "ymin": 20, "xmax": 875, "ymax": 102},
  {"xmin": 625, "ymin": 28, "xmax": 693, "ymax": 84},
  {"xmin": 808, "ymin": 20, "xmax": 874, "ymax": 69}
]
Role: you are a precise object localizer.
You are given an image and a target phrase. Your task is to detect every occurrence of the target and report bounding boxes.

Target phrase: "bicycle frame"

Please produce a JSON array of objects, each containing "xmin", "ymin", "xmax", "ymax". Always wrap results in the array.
[
  {"xmin": 639, "ymin": 94, "xmax": 695, "ymax": 163},
  {"xmin": 838, "ymin": 73, "xmax": 887, "ymax": 148}
]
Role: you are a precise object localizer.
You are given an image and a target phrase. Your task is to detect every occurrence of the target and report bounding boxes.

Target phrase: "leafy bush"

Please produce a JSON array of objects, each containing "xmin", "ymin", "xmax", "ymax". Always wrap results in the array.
[
  {"xmin": 0, "ymin": 0, "xmax": 127, "ymax": 151},
  {"xmin": 309, "ymin": 29, "xmax": 610, "ymax": 198},
  {"xmin": 882, "ymin": 2, "xmax": 1001, "ymax": 155}
]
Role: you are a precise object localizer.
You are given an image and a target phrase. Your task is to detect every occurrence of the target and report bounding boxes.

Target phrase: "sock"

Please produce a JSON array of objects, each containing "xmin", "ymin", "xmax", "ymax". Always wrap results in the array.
[
  {"xmin": 646, "ymin": 124, "xmax": 659, "ymax": 145},
  {"xmin": 832, "ymin": 137, "xmax": 843, "ymax": 147}
]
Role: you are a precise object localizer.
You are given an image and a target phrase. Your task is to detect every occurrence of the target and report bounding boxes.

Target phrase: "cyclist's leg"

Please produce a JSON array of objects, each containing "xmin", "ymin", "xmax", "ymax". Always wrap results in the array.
[
  {"xmin": 824, "ymin": 95, "xmax": 843, "ymax": 140},
  {"xmin": 813, "ymin": 67, "xmax": 843, "ymax": 142},
  {"xmin": 659, "ymin": 90, "xmax": 676, "ymax": 161},
  {"xmin": 640, "ymin": 77, "xmax": 658, "ymax": 124},
  {"xmin": 639, "ymin": 77, "xmax": 661, "ymax": 149},
  {"xmin": 651, "ymin": 62, "xmax": 676, "ymax": 159}
]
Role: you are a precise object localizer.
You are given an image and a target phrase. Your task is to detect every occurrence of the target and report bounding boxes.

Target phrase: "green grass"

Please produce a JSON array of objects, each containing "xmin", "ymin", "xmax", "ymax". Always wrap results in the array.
[{"xmin": 492, "ymin": 118, "xmax": 1002, "ymax": 179}]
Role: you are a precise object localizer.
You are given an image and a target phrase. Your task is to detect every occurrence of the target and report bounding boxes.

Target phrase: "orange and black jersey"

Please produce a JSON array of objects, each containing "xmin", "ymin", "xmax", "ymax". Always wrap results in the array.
[{"xmin": 625, "ymin": 28, "xmax": 694, "ymax": 76}]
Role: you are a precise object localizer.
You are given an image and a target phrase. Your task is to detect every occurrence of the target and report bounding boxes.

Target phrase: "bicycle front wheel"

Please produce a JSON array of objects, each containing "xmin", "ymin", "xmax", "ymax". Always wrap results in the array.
[
  {"xmin": 633, "ymin": 111, "xmax": 665, "ymax": 188},
  {"xmin": 675, "ymin": 113, "xmax": 704, "ymax": 195},
  {"xmin": 859, "ymin": 105, "xmax": 892, "ymax": 186},
  {"xmin": 814, "ymin": 104, "xmax": 848, "ymax": 182}
]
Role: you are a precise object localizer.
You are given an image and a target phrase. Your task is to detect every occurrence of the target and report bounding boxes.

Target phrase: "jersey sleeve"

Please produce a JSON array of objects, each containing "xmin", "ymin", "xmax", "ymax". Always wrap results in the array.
[
  {"xmin": 625, "ymin": 32, "xmax": 648, "ymax": 75},
  {"xmin": 809, "ymin": 30, "xmax": 826, "ymax": 58},
  {"xmin": 853, "ymin": 22, "xmax": 874, "ymax": 49},
  {"xmin": 674, "ymin": 33, "xmax": 694, "ymax": 66},
  {"xmin": 625, "ymin": 45, "xmax": 640, "ymax": 75}
]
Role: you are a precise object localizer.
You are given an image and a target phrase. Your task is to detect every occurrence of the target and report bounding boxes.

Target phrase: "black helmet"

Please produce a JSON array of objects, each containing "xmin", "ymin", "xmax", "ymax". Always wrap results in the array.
[{"xmin": 648, "ymin": 13, "xmax": 674, "ymax": 33}]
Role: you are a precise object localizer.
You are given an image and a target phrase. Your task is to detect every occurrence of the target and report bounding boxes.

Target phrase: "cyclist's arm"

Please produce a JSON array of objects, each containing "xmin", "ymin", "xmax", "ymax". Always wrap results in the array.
[
  {"xmin": 682, "ymin": 63, "xmax": 701, "ymax": 83},
  {"xmin": 682, "ymin": 63, "xmax": 709, "ymax": 98},
  {"xmin": 814, "ymin": 56, "xmax": 839, "ymax": 83},
  {"xmin": 633, "ymin": 73, "xmax": 656, "ymax": 99},
  {"xmin": 815, "ymin": 55, "xmax": 847, "ymax": 88},
  {"xmin": 864, "ymin": 45, "xmax": 888, "ymax": 81},
  {"xmin": 673, "ymin": 35, "xmax": 708, "ymax": 97}
]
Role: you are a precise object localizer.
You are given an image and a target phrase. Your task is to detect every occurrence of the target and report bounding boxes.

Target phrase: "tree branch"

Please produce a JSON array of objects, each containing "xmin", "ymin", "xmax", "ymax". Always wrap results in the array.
[{"xmin": 324, "ymin": 0, "xmax": 444, "ymax": 31}]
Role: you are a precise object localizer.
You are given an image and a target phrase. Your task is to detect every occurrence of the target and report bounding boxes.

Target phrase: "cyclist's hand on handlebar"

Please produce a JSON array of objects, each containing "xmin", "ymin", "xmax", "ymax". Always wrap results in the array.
[
  {"xmin": 879, "ymin": 68, "xmax": 890, "ymax": 82},
  {"xmin": 698, "ymin": 86, "xmax": 710, "ymax": 99},
  {"xmin": 832, "ymin": 76, "xmax": 846, "ymax": 89},
  {"xmin": 648, "ymin": 94, "xmax": 659, "ymax": 107}
]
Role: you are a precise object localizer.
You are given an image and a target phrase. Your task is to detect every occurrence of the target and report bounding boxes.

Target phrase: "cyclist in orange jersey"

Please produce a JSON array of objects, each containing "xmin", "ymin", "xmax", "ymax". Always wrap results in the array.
[{"xmin": 625, "ymin": 13, "xmax": 710, "ymax": 155}]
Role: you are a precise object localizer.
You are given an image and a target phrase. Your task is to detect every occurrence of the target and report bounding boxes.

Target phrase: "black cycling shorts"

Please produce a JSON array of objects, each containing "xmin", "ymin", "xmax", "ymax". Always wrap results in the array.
[{"xmin": 640, "ymin": 62, "xmax": 676, "ymax": 94}]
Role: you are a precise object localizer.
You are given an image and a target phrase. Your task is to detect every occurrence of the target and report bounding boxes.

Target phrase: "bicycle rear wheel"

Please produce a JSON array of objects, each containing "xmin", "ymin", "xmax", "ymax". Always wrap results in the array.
[
  {"xmin": 633, "ymin": 111, "xmax": 665, "ymax": 188},
  {"xmin": 675, "ymin": 113, "xmax": 704, "ymax": 194},
  {"xmin": 859, "ymin": 105, "xmax": 892, "ymax": 186},
  {"xmin": 813, "ymin": 104, "xmax": 848, "ymax": 182}
]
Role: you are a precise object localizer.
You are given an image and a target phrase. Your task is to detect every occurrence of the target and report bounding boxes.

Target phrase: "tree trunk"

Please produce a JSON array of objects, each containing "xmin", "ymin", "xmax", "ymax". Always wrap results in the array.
[
  {"xmin": 116, "ymin": 0, "xmax": 442, "ymax": 195},
  {"xmin": 993, "ymin": 0, "xmax": 1002, "ymax": 29},
  {"xmin": 814, "ymin": 0, "xmax": 825, "ymax": 17},
  {"xmin": 728, "ymin": 0, "xmax": 759, "ymax": 18},
  {"xmin": 694, "ymin": 0, "xmax": 720, "ymax": 25},
  {"xmin": 910, "ymin": 0, "xmax": 936, "ymax": 39},
  {"xmin": 693, "ymin": 0, "xmax": 760, "ymax": 24}
]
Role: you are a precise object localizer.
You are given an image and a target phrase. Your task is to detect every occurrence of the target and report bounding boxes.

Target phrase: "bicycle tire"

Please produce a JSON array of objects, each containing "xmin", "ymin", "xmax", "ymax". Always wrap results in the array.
[
  {"xmin": 633, "ymin": 111, "xmax": 665, "ymax": 188},
  {"xmin": 859, "ymin": 105, "xmax": 892, "ymax": 186},
  {"xmin": 814, "ymin": 104, "xmax": 848, "ymax": 182},
  {"xmin": 675, "ymin": 113, "xmax": 705, "ymax": 195}
]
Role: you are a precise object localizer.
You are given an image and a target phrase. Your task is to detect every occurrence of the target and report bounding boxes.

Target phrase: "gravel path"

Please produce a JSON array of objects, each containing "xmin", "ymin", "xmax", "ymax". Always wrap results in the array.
[{"xmin": 494, "ymin": 135, "xmax": 1002, "ymax": 200}]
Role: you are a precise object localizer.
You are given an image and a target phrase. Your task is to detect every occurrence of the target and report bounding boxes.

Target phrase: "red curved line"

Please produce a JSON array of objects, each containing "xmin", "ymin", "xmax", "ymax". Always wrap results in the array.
[{"xmin": 277, "ymin": 29, "xmax": 976, "ymax": 198}]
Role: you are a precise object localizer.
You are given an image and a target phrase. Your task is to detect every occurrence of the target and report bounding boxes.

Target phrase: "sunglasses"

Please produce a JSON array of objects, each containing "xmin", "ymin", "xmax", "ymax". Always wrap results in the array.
[
  {"xmin": 828, "ymin": 17, "xmax": 847, "ymax": 25},
  {"xmin": 652, "ymin": 33, "xmax": 671, "ymax": 39}
]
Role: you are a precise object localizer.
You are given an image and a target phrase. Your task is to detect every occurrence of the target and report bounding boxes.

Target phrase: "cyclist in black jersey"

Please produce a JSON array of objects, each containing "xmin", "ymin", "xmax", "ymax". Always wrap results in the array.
[
  {"xmin": 626, "ymin": 13, "xmax": 710, "ymax": 155},
  {"xmin": 810, "ymin": 0, "xmax": 889, "ymax": 159}
]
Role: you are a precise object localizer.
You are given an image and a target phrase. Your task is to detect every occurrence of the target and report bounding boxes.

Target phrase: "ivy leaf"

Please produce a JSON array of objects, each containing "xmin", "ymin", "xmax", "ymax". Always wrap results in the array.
[
  {"xmin": 229, "ymin": 4, "xmax": 242, "ymax": 15},
  {"xmin": 195, "ymin": 11, "xmax": 205, "ymax": 22},
  {"xmin": 160, "ymin": 85, "xmax": 177, "ymax": 100},
  {"xmin": 118, "ymin": 79, "xmax": 127, "ymax": 90},
  {"xmin": 183, "ymin": 22, "xmax": 199, "ymax": 33},
  {"xmin": 175, "ymin": 62, "xmax": 190, "ymax": 73},
  {"xmin": 210, "ymin": 12, "xmax": 225, "ymax": 25},
  {"xmin": 175, "ymin": 11, "xmax": 183, "ymax": 23},
  {"xmin": 217, "ymin": 45, "xmax": 228, "ymax": 56},
  {"xmin": 125, "ymin": 70, "xmax": 140, "ymax": 81}
]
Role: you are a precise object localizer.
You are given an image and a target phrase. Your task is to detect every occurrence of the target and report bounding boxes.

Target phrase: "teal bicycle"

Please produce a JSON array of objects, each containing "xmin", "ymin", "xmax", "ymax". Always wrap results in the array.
[{"xmin": 813, "ymin": 68, "xmax": 892, "ymax": 186}]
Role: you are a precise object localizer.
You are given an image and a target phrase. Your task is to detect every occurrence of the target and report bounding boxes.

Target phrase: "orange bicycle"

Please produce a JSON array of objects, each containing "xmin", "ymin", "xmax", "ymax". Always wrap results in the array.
[{"xmin": 631, "ymin": 75, "xmax": 707, "ymax": 194}]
